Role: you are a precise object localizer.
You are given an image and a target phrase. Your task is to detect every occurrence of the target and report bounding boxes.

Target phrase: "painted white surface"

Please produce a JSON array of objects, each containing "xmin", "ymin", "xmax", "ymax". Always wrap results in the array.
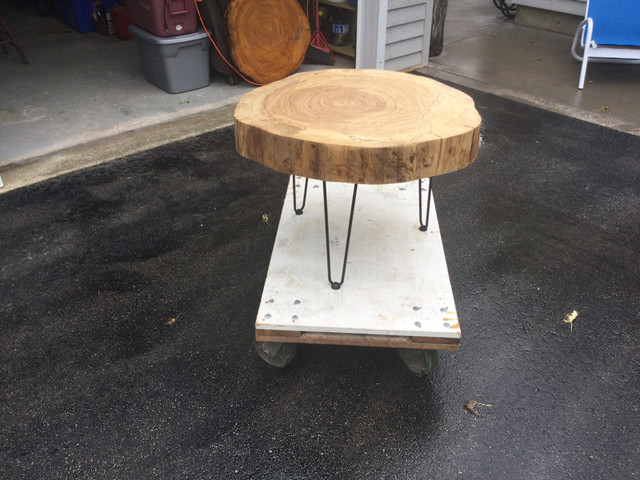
[
  {"xmin": 356, "ymin": 0, "xmax": 388, "ymax": 69},
  {"xmin": 356, "ymin": 0, "xmax": 433, "ymax": 70},
  {"xmin": 516, "ymin": 0, "xmax": 586, "ymax": 16},
  {"xmin": 256, "ymin": 178, "xmax": 460, "ymax": 340}
]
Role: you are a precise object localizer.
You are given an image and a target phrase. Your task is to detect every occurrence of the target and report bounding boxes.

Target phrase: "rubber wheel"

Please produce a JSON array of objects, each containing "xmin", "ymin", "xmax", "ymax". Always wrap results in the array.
[
  {"xmin": 254, "ymin": 340, "xmax": 297, "ymax": 368},
  {"xmin": 226, "ymin": 74, "xmax": 239, "ymax": 86},
  {"xmin": 398, "ymin": 349, "xmax": 438, "ymax": 377}
]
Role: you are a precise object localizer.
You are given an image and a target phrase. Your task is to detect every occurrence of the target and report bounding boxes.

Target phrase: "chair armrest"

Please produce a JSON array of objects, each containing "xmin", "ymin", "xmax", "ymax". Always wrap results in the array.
[{"xmin": 571, "ymin": 18, "xmax": 592, "ymax": 61}]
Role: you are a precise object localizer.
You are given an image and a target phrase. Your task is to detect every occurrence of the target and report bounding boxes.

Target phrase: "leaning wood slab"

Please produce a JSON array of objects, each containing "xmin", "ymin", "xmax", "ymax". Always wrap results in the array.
[
  {"xmin": 235, "ymin": 69, "xmax": 482, "ymax": 184},
  {"xmin": 227, "ymin": 0, "xmax": 310, "ymax": 84}
]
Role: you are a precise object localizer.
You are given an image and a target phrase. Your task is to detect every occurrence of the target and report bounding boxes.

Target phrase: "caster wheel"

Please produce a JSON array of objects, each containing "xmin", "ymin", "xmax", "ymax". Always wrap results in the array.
[
  {"xmin": 398, "ymin": 349, "xmax": 438, "ymax": 377},
  {"xmin": 226, "ymin": 74, "xmax": 239, "ymax": 86},
  {"xmin": 254, "ymin": 340, "xmax": 297, "ymax": 368}
]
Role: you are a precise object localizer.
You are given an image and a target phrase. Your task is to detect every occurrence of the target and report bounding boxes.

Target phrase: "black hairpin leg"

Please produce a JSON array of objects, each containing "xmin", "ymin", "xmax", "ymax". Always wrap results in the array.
[
  {"xmin": 323, "ymin": 181, "xmax": 358, "ymax": 290},
  {"xmin": 418, "ymin": 178, "xmax": 432, "ymax": 231},
  {"xmin": 292, "ymin": 175, "xmax": 309, "ymax": 215}
]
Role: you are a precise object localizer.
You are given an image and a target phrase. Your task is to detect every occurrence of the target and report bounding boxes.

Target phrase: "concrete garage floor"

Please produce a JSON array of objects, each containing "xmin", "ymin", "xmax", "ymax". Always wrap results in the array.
[{"xmin": 0, "ymin": 0, "xmax": 344, "ymax": 191}]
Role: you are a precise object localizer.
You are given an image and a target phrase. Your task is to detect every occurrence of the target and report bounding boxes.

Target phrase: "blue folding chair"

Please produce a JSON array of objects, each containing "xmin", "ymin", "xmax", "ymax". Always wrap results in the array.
[{"xmin": 571, "ymin": 0, "xmax": 640, "ymax": 89}]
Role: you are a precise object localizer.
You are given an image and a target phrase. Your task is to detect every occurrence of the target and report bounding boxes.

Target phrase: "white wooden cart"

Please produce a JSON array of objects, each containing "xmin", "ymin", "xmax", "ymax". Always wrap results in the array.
[{"xmin": 234, "ymin": 69, "xmax": 481, "ymax": 375}]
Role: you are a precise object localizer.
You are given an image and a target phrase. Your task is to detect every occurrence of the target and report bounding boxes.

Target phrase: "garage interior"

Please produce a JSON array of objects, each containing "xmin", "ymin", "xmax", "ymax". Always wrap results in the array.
[{"xmin": 1, "ymin": 0, "xmax": 639, "ymax": 192}]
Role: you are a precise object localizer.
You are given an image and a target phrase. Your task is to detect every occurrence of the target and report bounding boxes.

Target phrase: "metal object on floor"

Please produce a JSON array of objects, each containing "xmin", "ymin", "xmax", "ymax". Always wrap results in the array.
[
  {"xmin": 492, "ymin": 0, "xmax": 516, "ymax": 18},
  {"xmin": 307, "ymin": 0, "xmax": 335, "ymax": 64},
  {"xmin": 0, "ymin": 14, "xmax": 28, "ymax": 64}
]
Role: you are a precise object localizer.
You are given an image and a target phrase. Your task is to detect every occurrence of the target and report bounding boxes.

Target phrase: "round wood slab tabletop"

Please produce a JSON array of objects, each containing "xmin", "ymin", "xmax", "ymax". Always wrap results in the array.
[{"xmin": 234, "ymin": 69, "xmax": 482, "ymax": 185}]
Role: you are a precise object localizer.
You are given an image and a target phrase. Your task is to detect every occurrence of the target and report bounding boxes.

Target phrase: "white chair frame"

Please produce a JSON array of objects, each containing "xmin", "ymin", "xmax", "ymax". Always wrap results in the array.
[{"xmin": 570, "ymin": 1, "xmax": 640, "ymax": 89}]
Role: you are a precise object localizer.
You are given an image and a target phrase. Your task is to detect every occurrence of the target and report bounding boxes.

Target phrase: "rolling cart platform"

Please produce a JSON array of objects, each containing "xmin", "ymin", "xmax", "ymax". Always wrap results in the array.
[{"xmin": 233, "ymin": 69, "xmax": 481, "ymax": 374}]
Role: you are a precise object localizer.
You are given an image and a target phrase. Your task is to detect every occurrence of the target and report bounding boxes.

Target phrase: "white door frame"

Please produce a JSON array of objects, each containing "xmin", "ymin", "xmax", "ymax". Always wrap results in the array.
[{"xmin": 355, "ymin": 0, "xmax": 388, "ymax": 69}]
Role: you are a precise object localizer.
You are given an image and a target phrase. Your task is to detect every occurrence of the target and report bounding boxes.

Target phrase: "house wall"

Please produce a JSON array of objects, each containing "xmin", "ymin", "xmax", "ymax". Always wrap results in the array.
[
  {"xmin": 356, "ymin": 0, "xmax": 434, "ymax": 71},
  {"xmin": 515, "ymin": 0, "xmax": 586, "ymax": 16}
]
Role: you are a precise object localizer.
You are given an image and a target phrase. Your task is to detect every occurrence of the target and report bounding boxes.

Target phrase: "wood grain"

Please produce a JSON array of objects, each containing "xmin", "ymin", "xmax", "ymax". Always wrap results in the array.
[
  {"xmin": 256, "ymin": 329, "xmax": 460, "ymax": 350},
  {"xmin": 235, "ymin": 69, "xmax": 481, "ymax": 184},
  {"xmin": 227, "ymin": 0, "xmax": 311, "ymax": 84}
]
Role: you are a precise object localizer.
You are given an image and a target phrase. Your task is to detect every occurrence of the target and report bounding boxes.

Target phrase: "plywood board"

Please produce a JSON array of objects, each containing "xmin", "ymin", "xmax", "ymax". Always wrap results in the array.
[{"xmin": 255, "ymin": 177, "xmax": 460, "ymax": 348}]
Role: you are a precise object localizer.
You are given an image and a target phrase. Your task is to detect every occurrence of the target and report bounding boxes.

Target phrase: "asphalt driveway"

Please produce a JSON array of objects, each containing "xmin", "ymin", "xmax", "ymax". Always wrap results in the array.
[{"xmin": 1, "ymin": 83, "xmax": 639, "ymax": 479}]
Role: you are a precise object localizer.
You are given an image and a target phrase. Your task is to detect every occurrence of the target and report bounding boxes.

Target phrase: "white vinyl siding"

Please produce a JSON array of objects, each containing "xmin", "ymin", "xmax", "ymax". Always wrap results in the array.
[{"xmin": 356, "ymin": 0, "xmax": 433, "ymax": 71}]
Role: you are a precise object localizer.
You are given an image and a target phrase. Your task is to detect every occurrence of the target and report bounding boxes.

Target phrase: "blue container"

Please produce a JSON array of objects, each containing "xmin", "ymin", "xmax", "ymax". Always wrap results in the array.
[{"xmin": 52, "ymin": 0, "xmax": 118, "ymax": 33}]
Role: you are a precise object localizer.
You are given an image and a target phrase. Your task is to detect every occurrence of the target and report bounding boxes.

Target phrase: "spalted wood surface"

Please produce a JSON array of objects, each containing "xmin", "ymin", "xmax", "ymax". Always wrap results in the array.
[
  {"xmin": 227, "ymin": 0, "xmax": 311, "ymax": 84},
  {"xmin": 235, "ymin": 69, "xmax": 482, "ymax": 184}
]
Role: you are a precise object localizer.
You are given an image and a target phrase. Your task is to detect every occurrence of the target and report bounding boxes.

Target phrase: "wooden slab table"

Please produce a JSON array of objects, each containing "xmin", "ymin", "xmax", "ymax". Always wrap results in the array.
[{"xmin": 234, "ymin": 69, "xmax": 481, "ymax": 374}]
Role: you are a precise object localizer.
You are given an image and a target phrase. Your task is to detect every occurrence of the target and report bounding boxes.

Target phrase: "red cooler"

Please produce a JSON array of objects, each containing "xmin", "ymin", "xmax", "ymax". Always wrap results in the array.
[{"xmin": 127, "ymin": 0, "xmax": 198, "ymax": 37}]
